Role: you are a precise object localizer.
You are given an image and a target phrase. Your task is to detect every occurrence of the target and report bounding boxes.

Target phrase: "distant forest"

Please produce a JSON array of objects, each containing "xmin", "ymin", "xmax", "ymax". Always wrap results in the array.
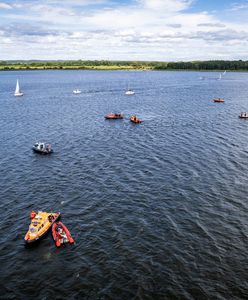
[{"xmin": 0, "ymin": 60, "xmax": 248, "ymax": 71}]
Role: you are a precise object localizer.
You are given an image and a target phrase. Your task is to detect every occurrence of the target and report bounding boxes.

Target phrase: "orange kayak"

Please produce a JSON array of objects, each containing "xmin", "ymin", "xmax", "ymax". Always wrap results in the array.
[
  {"xmin": 52, "ymin": 222, "xmax": 74, "ymax": 247},
  {"xmin": 24, "ymin": 211, "xmax": 60, "ymax": 244},
  {"xmin": 130, "ymin": 115, "xmax": 142, "ymax": 124}
]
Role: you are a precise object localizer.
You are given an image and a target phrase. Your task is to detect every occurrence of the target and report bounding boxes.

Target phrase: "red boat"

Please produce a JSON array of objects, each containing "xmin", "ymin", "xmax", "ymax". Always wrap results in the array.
[
  {"xmin": 130, "ymin": 115, "xmax": 142, "ymax": 124},
  {"xmin": 52, "ymin": 222, "xmax": 74, "ymax": 247},
  {"xmin": 105, "ymin": 113, "xmax": 123, "ymax": 120},
  {"xmin": 213, "ymin": 98, "xmax": 225, "ymax": 103}
]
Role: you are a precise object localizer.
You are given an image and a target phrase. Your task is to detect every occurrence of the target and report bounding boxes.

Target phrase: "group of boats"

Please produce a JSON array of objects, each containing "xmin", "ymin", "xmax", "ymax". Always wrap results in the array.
[
  {"xmin": 105, "ymin": 113, "xmax": 142, "ymax": 123},
  {"xmin": 14, "ymin": 80, "xmax": 135, "ymax": 97},
  {"xmin": 24, "ymin": 211, "xmax": 74, "ymax": 247},
  {"xmin": 213, "ymin": 98, "xmax": 248, "ymax": 119}
]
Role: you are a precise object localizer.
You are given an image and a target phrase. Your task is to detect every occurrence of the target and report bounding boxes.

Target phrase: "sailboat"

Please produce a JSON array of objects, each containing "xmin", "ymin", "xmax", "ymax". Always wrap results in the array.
[
  {"xmin": 14, "ymin": 79, "xmax": 23, "ymax": 97},
  {"xmin": 217, "ymin": 74, "xmax": 222, "ymax": 81},
  {"xmin": 73, "ymin": 89, "xmax": 81, "ymax": 94},
  {"xmin": 223, "ymin": 70, "xmax": 226, "ymax": 75},
  {"xmin": 125, "ymin": 84, "xmax": 135, "ymax": 95}
]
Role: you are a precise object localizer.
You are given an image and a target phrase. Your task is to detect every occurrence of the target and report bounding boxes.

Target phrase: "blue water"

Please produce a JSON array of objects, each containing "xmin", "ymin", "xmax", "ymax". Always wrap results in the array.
[{"xmin": 1, "ymin": 70, "xmax": 248, "ymax": 299}]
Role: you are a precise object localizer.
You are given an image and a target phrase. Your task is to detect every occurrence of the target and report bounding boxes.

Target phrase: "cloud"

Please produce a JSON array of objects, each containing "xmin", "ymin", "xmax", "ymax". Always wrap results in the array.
[
  {"xmin": 0, "ymin": 0, "xmax": 248, "ymax": 60},
  {"xmin": 197, "ymin": 23, "xmax": 226, "ymax": 28},
  {"xmin": 0, "ymin": 2, "xmax": 12, "ymax": 9}
]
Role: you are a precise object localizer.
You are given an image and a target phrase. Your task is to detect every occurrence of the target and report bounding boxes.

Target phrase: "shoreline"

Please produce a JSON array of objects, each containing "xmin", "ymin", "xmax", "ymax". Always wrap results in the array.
[{"xmin": 1, "ymin": 67, "xmax": 248, "ymax": 72}]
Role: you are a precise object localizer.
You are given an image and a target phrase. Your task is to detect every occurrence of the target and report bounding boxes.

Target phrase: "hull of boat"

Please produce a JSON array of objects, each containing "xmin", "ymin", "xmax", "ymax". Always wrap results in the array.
[
  {"xmin": 105, "ymin": 115, "xmax": 123, "ymax": 120},
  {"xmin": 52, "ymin": 222, "xmax": 74, "ymax": 247},
  {"xmin": 25, "ymin": 212, "xmax": 60, "ymax": 244},
  {"xmin": 14, "ymin": 93, "xmax": 23, "ymax": 97},
  {"xmin": 32, "ymin": 147, "xmax": 53, "ymax": 154}
]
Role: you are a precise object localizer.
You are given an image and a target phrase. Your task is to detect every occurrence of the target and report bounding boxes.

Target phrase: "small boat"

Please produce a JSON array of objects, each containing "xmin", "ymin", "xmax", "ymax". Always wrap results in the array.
[
  {"xmin": 125, "ymin": 89, "xmax": 135, "ymax": 95},
  {"xmin": 24, "ymin": 211, "xmax": 60, "ymax": 244},
  {"xmin": 213, "ymin": 98, "xmax": 225, "ymax": 103},
  {"xmin": 130, "ymin": 115, "xmax": 142, "ymax": 124},
  {"xmin": 73, "ymin": 89, "xmax": 81, "ymax": 94},
  {"xmin": 52, "ymin": 222, "xmax": 74, "ymax": 247},
  {"xmin": 239, "ymin": 112, "xmax": 248, "ymax": 119},
  {"xmin": 105, "ymin": 113, "xmax": 123, "ymax": 120},
  {"xmin": 33, "ymin": 142, "xmax": 53, "ymax": 154},
  {"xmin": 14, "ymin": 79, "xmax": 23, "ymax": 97}
]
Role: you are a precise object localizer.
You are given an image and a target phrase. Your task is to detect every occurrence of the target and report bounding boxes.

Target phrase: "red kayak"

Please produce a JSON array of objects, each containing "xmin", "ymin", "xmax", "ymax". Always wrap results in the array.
[{"xmin": 52, "ymin": 222, "xmax": 74, "ymax": 247}]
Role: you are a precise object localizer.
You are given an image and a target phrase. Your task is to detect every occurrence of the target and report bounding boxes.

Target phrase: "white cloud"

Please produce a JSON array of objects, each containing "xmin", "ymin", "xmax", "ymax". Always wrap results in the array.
[
  {"xmin": 0, "ymin": 0, "xmax": 248, "ymax": 60},
  {"xmin": 0, "ymin": 2, "xmax": 12, "ymax": 9}
]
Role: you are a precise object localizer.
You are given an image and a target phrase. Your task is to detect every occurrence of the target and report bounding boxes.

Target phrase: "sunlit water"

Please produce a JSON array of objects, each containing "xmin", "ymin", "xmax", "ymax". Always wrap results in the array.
[{"xmin": 1, "ymin": 70, "xmax": 248, "ymax": 299}]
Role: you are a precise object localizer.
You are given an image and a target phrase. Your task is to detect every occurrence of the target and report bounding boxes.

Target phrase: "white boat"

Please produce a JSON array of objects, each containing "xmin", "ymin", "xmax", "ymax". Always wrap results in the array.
[
  {"xmin": 14, "ymin": 79, "xmax": 23, "ymax": 97},
  {"xmin": 223, "ymin": 70, "xmax": 226, "ymax": 75},
  {"xmin": 125, "ymin": 89, "xmax": 135, "ymax": 95},
  {"xmin": 217, "ymin": 74, "xmax": 222, "ymax": 80},
  {"xmin": 73, "ymin": 89, "xmax": 82, "ymax": 94}
]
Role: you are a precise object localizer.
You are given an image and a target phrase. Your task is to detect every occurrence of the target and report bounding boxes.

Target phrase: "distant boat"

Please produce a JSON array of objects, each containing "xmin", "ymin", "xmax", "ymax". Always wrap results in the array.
[
  {"xmin": 125, "ymin": 89, "xmax": 135, "ymax": 95},
  {"xmin": 223, "ymin": 70, "xmax": 227, "ymax": 75},
  {"xmin": 217, "ymin": 74, "xmax": 222, "ymax": 80},
  {"xmin": 73, "ymin": 89, "xmax": 81, "ymax": 94},
  {"xmin": 14, "ymin": 79, "xmax": 23, "ymax": 97},
  {"xmin": 125, "ymin": 83, "xmax": 135, "ymax": 95},
  {"xmin": 213, "ymin": 98, "xmax": 225, "ymax": 103},
  {"xmin": 239, "ymin": 112, "xmax": 248, "ymax": 119}
]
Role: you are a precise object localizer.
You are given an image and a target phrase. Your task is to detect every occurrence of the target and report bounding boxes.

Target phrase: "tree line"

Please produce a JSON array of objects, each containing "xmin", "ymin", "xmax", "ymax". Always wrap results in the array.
[{"xmin": 0, "ymin": 60, "xmax": 248, "ymax": 71}]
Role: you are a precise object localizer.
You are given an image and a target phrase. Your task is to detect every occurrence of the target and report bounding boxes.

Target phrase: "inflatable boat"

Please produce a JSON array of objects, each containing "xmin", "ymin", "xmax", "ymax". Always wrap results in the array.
[
  {"xmin": 105, "ymin": 113, "xmax": 123, "ymax": 120},
  {"xmin": 130, "ymin": 115, "xmax": 142, "ymax": 124},
  {"xmin": 213, "ymin": 98, "xmax": 225, "ymax": 103},
  {"xmin": 52, "ymin": 222, "xmax": 74, "ymax": 247}
]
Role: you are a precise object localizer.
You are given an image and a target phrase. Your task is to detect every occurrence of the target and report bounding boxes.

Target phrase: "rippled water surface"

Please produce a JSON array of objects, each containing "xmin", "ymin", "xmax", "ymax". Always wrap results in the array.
[{"xmin": 1, "ymin": 70, "xmax": 248, "ymax": 299}]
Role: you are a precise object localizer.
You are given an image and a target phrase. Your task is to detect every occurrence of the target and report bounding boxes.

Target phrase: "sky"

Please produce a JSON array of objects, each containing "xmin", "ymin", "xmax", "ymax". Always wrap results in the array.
[{"xmin": 0, "ymin": 0, "xmax": 248, "ymax": 61}]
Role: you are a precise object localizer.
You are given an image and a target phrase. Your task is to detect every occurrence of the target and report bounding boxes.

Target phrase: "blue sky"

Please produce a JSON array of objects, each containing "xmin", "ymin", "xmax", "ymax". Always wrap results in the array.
[{"xmin": 0, "ymin": 0, "xmax": 248, "ymax": 60}]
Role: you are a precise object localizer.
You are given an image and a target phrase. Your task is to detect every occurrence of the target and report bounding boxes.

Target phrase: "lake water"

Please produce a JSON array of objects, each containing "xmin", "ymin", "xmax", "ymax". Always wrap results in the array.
[{"xmin": 1, "ymin": 70, "xmax": 248, "ymax": 299}]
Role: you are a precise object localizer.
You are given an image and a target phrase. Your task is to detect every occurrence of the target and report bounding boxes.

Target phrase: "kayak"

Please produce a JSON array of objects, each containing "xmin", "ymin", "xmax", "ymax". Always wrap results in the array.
[
  {"xmin": 52, "ymin": 222, "xmax": 74, "ymax": 247},
  {"xmin": 24, "ymin": 211, "xmax": 60, "ymax": 244}
]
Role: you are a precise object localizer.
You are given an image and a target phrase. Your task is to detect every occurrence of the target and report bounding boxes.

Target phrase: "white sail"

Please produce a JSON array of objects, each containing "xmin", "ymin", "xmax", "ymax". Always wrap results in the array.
[{"xmin": 14, "ymin": 79, "xmax": 23, "ymax": 96}]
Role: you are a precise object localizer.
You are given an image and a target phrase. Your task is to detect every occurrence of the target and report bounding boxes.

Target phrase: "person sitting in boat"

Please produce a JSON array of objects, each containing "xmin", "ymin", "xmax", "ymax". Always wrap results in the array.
[{"xmin": 48, "ymin": 215, "xmax": 55, "ymax": 222}]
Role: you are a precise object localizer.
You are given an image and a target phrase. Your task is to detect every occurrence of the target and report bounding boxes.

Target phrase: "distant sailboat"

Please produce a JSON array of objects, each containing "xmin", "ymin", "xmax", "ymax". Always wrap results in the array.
[
  {"xmin": 223, "ymin": 70, "xmax": 227, "ymax": 75},
  {"xmin": 73, "ymin": 89, "xmax": 82, "ymax": 94},
  {"xmin": 14, "ymin": 79, "xmax": 23, "ymax": 97},
  {"xmin": 217, "ymin": 74, "xmax": 222, "ymax": 80},
  {"xmin": 125, "ymin": 84, "xmax": 135, "ymax": 95}
]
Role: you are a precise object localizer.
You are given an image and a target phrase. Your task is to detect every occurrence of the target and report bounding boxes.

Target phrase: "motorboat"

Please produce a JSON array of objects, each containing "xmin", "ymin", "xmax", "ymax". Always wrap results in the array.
[
  {"xmin": 24, "ymin": 211, "xmax": 60, "ymax": 244},
  {"xmin": 33, "ymin": 142, "xmax": 53, "ymax": 154},
  {"xmin": 239, "ymin": 112, "xmax": 248, "ymax": 119},
  {"xmin": 73, "ymin": 89, "xmax": 82, "ymax": 94},
  {"xmin": 105, "ymin": 113, "xmax": 124, "ymax": 120},
  {"xmin": 14, "ymin": 79, "xmax": 23, "ymax": 97},
  {"xmin": 213, "ymin": 98, "xmax": 225, "ymax": 103},
  {"xmin": 130, "ymin": 115, "xmax": 142, "ymax": 124},
  {"xmin": 52, "ymin": 222, "xmax": 74, "ymax": 247}
]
